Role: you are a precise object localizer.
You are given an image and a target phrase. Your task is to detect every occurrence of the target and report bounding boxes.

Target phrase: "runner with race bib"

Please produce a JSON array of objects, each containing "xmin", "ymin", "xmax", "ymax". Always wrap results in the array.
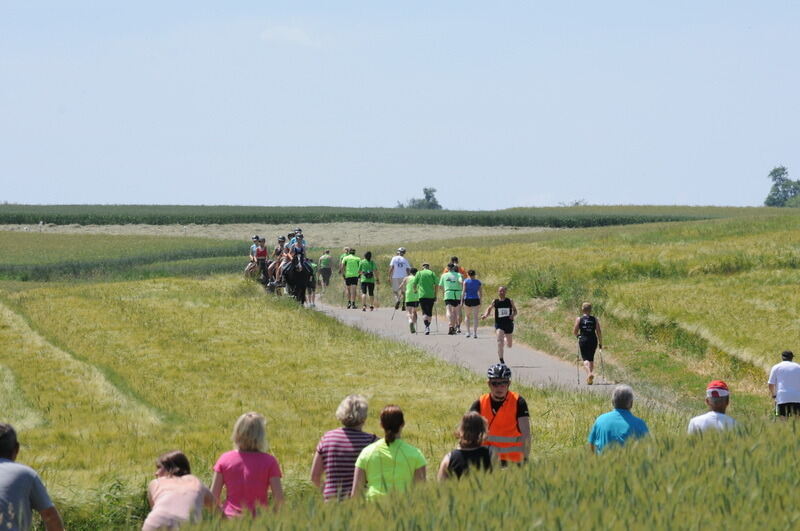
[{"xmin": 481, "ymin": 286, "xmax": 518, "ymax": 364}]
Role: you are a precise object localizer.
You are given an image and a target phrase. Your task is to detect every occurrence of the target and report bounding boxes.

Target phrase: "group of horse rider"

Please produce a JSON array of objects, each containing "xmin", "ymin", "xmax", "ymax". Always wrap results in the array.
[{"xmin": 246, "ymin": 228, "xmax": 316, "ymax": 303}]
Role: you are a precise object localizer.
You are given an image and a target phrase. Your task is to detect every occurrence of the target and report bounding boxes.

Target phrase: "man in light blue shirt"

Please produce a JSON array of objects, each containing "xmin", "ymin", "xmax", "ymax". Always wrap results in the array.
[{"xmin": 588, "ymin": 385, "xmax": 649, "ymax": 454}]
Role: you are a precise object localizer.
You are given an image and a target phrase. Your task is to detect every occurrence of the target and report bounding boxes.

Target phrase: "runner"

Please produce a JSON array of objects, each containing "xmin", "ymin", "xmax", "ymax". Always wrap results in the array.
[
  {"xmin": 318, "ymin": 250, "xmax": 332, "ymax": 291},
  {"xmin": 461, "ymin": 270, "xmax": 483, "ymax": 338},
  {"xmin": 306, "ymin": 258, "xmax": 317, "ymax": 308},
  {"xmin": 469, "ymin": 364, "xmax": 530, "ymax": 466},
  {"xmin": 399, "ymin": 268, "xmax": 419, "ymax": 333},
  {"xmin": 411, "ymin": 262, "xmax": 438, "ymax": 335},
  {"xmin": 768, "ymin": 350, "xmax": 800, "ymax": 418},
  {"xmin": 442, "ymin": 256, "xmax": 467, "ymax": 333},
  {"xmin": 358, "ymin": 251, "xmax": 378, "ymax": 311},
  {"xmin": 388, "ymin": 248, "xmax": 411, "ymax": 310},
  {"xmin": 340, "ymin": 249, "xmax": 361, "ymax": 309},
  {"xmin": 439, "ymin": 263, "xmax": 463, "ymax": 335},
  {"xmin": 573, "ymin": 302, "xmax": 603, "ymax": 385},
  {"xmin": 481, "ymin": 286, "xmax": 518, "ymax": 364}
]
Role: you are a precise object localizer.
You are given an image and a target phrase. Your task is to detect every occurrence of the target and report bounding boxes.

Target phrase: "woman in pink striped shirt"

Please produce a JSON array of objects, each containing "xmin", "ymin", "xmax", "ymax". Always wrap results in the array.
[{"xmin": 310, "ymin": 395, "xmax": 378, "ymax": 501}]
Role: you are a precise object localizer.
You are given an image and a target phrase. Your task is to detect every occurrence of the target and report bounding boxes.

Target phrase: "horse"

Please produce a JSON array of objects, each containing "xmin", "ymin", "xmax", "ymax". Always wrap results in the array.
[{"xmin": 282, "ymin": 257, "xmax": 312, "ymax": 305}]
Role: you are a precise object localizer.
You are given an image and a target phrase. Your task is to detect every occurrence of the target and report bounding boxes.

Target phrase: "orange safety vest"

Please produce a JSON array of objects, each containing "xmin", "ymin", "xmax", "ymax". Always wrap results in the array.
[{"xmin": 479, "ymin": 391, "xmax": 524, "ymax": 462}]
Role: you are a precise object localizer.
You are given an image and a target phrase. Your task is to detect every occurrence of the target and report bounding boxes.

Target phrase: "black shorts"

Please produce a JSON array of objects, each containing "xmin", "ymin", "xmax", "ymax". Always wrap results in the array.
[
  {"xmin": 345, "ymin": 276, "xmax": 359, "ymax": 286},
  {"xmin": 419, "ymin": 298, "xmax": 435, "ymax": 316},
  {"xmin": 495, "ymin": 321, "xmax": 514, "ymax": 334},
  {"xmin": 405, "ymin": 301, "xmax": 419, "ymax": 308},
  {"xmin": 778, "ymin": 403, "xmax": 800, "ymax": 417},
  {"xmin": 307, "ymin": 277, "xmax": 316, "ymax": 291},
  {"xmin": 464, "ymin": 298, "xmax": 481, "ymax": 307},
  {"xmin": 579, "ymin": 338, "xmax": 597, "ymax": 362},
  {"xmin": 445, "ymin": 299, "xmax": 461, "ymax": 307},
  {"xmin": 320, "ymin": 268, "xmax": 332, "ymax": 283},
  {"xmin": 361, "ymin": 282, "xmax": 375, "ymax": 295}
]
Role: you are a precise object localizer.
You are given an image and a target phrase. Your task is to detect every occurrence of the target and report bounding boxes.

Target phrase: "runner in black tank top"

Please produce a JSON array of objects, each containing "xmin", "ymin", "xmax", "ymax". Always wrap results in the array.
[
  {"xmin": 437, "ymin": 411, "xmax": 495, "ymax": 480},
  {"xmin": 446, "ymin": 447, "xmax": 492, "ymax": 478},
  {"xmin": 481, "ymin": 286, "xmax": 518, "ymax": 364},
  {"xmin": 573, "ymin": 302, "xmax": 603, "ymax": 385}
]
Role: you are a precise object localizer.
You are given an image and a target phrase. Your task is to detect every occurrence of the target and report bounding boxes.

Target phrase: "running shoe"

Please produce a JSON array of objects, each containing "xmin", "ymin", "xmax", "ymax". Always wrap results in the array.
[
  {"xmin": 370, "ymin": 306, "xmax": 374, "ymax": 311},
  {"xmin": 587, "ymin": 374, "xmax": 594, "ymax": 385},
  {"xmin": 466, "ymin": 332, "xmax": 471, "ymax": 338},
  {"xmin": 456, "ymin": 326, "xmax": 461, "ymax": 334},
  {"xmin": 473, "ymin": 334, "xmax": 478, "ymax": 339},
  {"xmin": 362, "ymin": 306, "xmax": 366, "ymax": 312},
  {"xmin": 425, "ymin": 326, "xmax": 430, "ymax": 335},
  {"xmin": 499, "ymin": 358, "xmax": 505, "ymax": 364},
  {"xmin": 401, "ymin": 305, "xmax": 406, "ymax": 311},
  {"xmin": 347, "ymin": 302, "xmax": 352, "ymax": 309}
]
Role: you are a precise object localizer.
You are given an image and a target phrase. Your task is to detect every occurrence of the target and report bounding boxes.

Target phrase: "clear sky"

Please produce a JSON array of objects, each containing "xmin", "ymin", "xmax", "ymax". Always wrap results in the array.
[{"xmin": 1, "ymin": 1, "xmax": 798, "ymax": 210}]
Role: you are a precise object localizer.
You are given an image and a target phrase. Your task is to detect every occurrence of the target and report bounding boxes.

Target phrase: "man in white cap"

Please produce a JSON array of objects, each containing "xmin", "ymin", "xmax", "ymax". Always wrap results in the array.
[
  {"xmin": 768, "ymin": 350, "xmax": 800, "ymax": 417},
  {"xmin": 687, "ymin": 380, "xmax": 736, "ymax": 434},
  {"xmin": 388, "ymin": 247, "xmax": 411, "ymax": 310}
]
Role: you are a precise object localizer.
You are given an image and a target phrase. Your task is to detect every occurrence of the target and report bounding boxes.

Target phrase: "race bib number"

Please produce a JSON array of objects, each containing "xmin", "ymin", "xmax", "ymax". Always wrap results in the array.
[{"xmin": 497, "ymin": 308, "xmax": 511, "ymax": 318}]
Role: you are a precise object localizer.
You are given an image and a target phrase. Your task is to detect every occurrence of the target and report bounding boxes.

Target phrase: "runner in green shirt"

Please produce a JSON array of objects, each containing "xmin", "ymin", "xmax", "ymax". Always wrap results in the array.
[
  {"xmin": 439, "ymin": 263, "xmax": 463, "ymax": 335},
  {"xmin": 341, "ymin": 249, "xmax": 362, "ymax": 309},
  {"xmin": 411, "ymin": 262, "xmax": 438, "ymax": 335},
  {"xmin": 358, "ymin": 252, "xmax": 379, "ymax": 311},
  {"xmin": 318, "ymin": 250, "xmax": 332, "ymax": 291},
  {"xmin": 399, "ymin": 267, "xmax": 419, "ymax": 333}
]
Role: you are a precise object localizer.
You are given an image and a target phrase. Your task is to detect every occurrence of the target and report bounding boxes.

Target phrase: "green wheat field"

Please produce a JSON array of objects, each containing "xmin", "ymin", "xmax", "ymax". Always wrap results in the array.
[{"xmin": 2, "ymin": 205, "xmax": 800, "ymax": 529}]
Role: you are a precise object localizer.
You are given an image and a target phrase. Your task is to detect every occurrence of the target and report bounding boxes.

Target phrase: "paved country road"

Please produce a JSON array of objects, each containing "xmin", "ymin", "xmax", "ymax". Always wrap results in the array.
[{"xmin": 317, "ymin": 301, "xmax": 612, "ymax": 395}]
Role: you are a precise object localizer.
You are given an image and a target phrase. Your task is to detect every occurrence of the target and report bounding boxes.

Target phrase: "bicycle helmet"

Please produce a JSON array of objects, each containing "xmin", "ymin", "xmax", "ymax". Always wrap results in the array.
[
  {"xmin": 252, "ymin": 235, "xmax": 260, "ymax": 241},
  {"xmin": 487, "ymin": 363, "xmax": 512, "ymax": 380},
  {"xmin": 278, "ymin": 236, "xmax": 286, "ymax": 242}
]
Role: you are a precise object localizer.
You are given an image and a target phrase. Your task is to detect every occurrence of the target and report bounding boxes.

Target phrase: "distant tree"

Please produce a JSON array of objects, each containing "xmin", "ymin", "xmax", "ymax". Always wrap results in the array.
[
  {"xmin": 397, "ymin": 187, "xmax": 443, "ymax": 210},
  {"xmin": 764, "ymin": 166, "xmax": 800, "ymax": 207}
]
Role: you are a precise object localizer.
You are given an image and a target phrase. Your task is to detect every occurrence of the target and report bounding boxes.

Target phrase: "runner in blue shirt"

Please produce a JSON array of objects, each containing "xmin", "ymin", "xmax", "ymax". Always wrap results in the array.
[{"xmin": 461, "ymin": 270, "xmax": 483, "ymax": 338}]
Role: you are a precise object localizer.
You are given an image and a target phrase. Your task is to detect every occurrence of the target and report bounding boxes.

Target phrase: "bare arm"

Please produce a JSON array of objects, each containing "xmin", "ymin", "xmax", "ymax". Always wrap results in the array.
[
  {"xmin": 510, "ymin": 300, "xmax": 518, "ymax": 320},
  {"xmin": 595, "ymin": 319, "xmax": 603, "ymax": 346},
  {"xmin": 40, "ymin": 506, "xmax": 64, "ymax": 531},
  {"xmin": 210, "ymin": 472, "xmax": 224, "ymax": 507},
  {"xmin": 572, "ymin": 317, "xmax": 581, "ymax": 337},
  {"xmin": 437, "ymin": 454, "xmax": 451, "ymax": 481},
  {"xmin": 769, "ymin": 383, "xmax": 776, "ymax": 399},
  {"xmin": 269, "ymin": 476, "xmax": 284, "ymax": 511},
  {"xmin": 481, "ymin": 301, "xmax": 495, "ymax": 320},
  {"xmin": 414, "ymin": 466, "xmax": 427, "ymax": 483},
  {"xmin": 310, "ymin": 450, "xmax": 324, "ymax": 489},
  {"xmin": 351, "ymin": 467, "xmax": 366, "ymax": 498},
  {"xmin": 518, "ymin": 416, "xmax": 531, "ymax": 460}
]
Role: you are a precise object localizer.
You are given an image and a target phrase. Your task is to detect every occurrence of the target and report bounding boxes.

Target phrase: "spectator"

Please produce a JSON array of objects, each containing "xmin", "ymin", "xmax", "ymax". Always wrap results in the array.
[
  {"xmin": 211, "ymin": 412, "xmax": 283, "ymax": 517},
  {"xmin": 0, "ymin": 423, "xmax": 64, "ymax": 531},
  {"xmin": 351, "ymin": 406, "xmax": 426, "ymax": 499},
  {"xmin": 437, "ymin": 412, "xmax": 493, "ymax": 480},
  {"xmin": 768, "ymin": 350, "xmax": 800, "ymax": 418},
  {"xmin": 142, "ymin": 451, "xmax": 215, "ymax": 531},
  {"xmin": 310, "ymin": 395, "xmax": 378, "ymax": 501},
  {"xmin": 687, "ymin": 381, "xmax": 736, "ymax": 435},
  {"xmin": 588, "ymin": 385, "xmax": 649, "ymax": 454}
]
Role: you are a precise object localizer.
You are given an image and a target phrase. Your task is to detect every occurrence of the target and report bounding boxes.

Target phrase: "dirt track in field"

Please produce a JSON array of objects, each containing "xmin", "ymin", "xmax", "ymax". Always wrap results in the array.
[{"xmin": 0, "ymin": 222, "xmax": 551, "ymax": 249}]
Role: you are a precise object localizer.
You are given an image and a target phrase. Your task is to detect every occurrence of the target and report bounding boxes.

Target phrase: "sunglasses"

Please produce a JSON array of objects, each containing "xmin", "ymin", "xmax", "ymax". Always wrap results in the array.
[{"xmin": 489, "ymin": 381, "xmax": 510, "ymax": 387}]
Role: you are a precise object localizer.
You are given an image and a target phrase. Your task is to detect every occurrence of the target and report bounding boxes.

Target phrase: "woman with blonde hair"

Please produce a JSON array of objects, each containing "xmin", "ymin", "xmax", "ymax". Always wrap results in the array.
[
  {"xmin": 351, "ymin": 405, "xmax": 427, "ymax": 499},
  {"xmin": 211, "ymin": 412, "xmax": 284, "ymax": 517},
  {"xmin": 142, "ymin": 451, "xmax": 215, "ymax": 530},
  {"xmin": 573, "ymin": 302, "xmax": 603, "ymax": 385},
  {"xmin": 310, "ymin": 395, "xmax": 378, "ymax": 500},
  {"xmin": 437, "ymin": 412, "xmax": 493, "ymax": 480}
]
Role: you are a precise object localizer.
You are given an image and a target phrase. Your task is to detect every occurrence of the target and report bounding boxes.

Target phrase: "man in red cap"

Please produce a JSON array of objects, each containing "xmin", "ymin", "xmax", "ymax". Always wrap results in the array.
[{"xmin": 687, "ymin": 380, "xmax": 736, "ymax": 434}]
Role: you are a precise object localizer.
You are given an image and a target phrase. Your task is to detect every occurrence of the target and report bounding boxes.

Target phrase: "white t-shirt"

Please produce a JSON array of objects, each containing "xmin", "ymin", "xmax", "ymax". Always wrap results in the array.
[
  {"xmin": 389, "ymin": 256, "xmax": 411, "ymax": 278},
  {"xmin": 687, "ymin": 411, "xmax": 736, "ymax": 435},
  {"xmin": 768, "ymin": 361, "xmax": 800, "ymax": 404}
]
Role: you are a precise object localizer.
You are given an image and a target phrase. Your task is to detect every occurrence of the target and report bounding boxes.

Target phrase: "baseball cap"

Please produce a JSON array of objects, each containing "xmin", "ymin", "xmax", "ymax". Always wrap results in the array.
[{"xmin": 706, "ymin": 380, "xmax": 729, "ymax": 398}]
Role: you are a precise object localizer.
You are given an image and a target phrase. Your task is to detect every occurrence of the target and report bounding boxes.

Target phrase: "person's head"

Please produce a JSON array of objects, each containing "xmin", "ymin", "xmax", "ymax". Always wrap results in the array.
[
  {"xmin": 581, "ymin": 302, "xmax": 592, "ymax": 314},
  {"xmin": 251, "ymin": 235, "xmax": 259, "ymax": 243},
  {"xmin": 294, "ymin": 227, "xmax": 302, "ymax": 233},
  {"xmin": 422, "ymin": 262, "xmax": 430, "ymax": 270},
  {"xmin": 278, "ymin": 236, "xmax": 286, "ymax": 243},
  {"xmin": 380, "ymin": 405, "xmax": 405, "ymax": 444},
  {"xmin": 155, "ymin": 450, "xmax": 191, "ymax": 478},
  {"xmin": 782, "ymin": 350, "xmax": 794, "ymax": 362},
  {"xmin": 611, "ymin": 385, "xmax": 635, "ymax": 410},
  {"xmin": 468, "ymin": 269, "xmax": 476, "ymax": 278},
  {"xmin": 0, "ymin": 424, "xmax": 19, "ymax": 461},
  {"xmin": 397, "ymin": 247, "xmax": 406, "ymax": 255},
  {"xmin": 296, "ymin": 232, "xmax": 304, "ymax": 240},
  {"xmin": 288, "ymin": 231, "xmax": 296, "ymax": 239},
  {"xmin": 324, "ymin": 249, "xmax": 330, "ymax": 255},
  {"xmin": 365, "ymin": 251, "xmax": 372, "ymax": 261},
  {"xmin": 497, "ymin": 286, "xmax": 507, "ymax": 298},
  {"xmin": 259, "ymin": 237, "xmax": 266, "ymax": 245},
  {"xmin": 450, "ymin": 256, "xmax": 459, "ymax": 264},
  {"xmin": 335, "ymin": 394, "xmax": 369, "ymax": 428},
  {"xmin": 343, "ymin": 246, "xmax": 350, "ymax": 254},
  {"xmin": 447, "ymin": 263, "xmax": 456, "ymax": 272},
  {"xmin": 349, "ymin": 248, "xmax": 356, "ymax": 255},
  {"xmin": 408, "ymin": 267, "xmax": 418, "ymax": 276},
  {"xmin": 487, "ymin": 363, "xmax": 512, "ymax": 400},
  {"xmin": 705, "ymin": 380, "xmax": 730, "ymax": 414},
  {"xmin": 456, "ymin": 412, "xmax": 488, "ymax": 449},
  {"xmin": 232, "ymin": 412, "xmax": 268, "ymax": 452}
]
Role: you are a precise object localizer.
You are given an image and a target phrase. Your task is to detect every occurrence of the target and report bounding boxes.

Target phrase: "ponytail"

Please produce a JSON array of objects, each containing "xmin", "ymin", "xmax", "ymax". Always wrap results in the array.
[{"xmin": 380, "ymin": 405, "xmax": 404, "ymax": 445}]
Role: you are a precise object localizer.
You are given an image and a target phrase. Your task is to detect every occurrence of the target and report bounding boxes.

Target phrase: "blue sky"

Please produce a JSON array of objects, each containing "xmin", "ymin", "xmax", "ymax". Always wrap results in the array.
[{"xmin": 1, "ymin": 1, "xmax": 798, "ymax": 209}]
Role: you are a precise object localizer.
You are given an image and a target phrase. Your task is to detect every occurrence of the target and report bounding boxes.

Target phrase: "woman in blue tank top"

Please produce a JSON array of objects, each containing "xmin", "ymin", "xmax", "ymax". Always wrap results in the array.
[{"xmin": 461, "ymin": 270, "xmax": 483, "ymax": 338}]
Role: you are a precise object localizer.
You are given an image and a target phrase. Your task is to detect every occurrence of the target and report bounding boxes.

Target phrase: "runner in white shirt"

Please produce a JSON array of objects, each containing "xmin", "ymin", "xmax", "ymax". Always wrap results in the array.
[
  {"xmin": 687, "ymin": 380, "xmax": 736, "ymax": 434},
  {"xmin": 768, "ymin": 350, "xmax": 800, "ymax": 417},
  {"xmin": 388, "ymin": 247, "xmax": 411, "ymax": 310}
]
